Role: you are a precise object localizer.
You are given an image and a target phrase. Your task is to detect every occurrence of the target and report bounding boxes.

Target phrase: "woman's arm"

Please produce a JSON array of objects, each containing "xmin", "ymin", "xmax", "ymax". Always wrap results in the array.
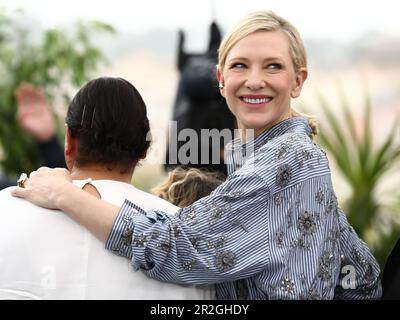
[{"xmin": 11, "ymin": 167, "xmax": 119, "ymax": 242}]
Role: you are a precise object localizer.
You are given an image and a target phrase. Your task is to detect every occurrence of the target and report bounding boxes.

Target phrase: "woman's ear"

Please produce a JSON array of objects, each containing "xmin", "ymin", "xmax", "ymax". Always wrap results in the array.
[
  {"xmin": 291, "ymin": 68, "xmax": 308, "ymax": 98},
  {"xmin": 216, "ymin": 67, "xmax": 225, "ymax": 97},
  {"xmin": 64, "ymin": 124, "xmax": 77, "ymax": 171}
]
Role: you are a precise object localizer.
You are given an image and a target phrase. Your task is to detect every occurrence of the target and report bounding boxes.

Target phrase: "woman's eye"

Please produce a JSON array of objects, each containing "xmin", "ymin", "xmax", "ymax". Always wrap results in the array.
[
  {"xmin": 231, "ymin": 63, "xmax": 246, "ymax": 69},
  {"xmin": 267, "ymin": 63, "xmax": 282, "ymax": 70}
]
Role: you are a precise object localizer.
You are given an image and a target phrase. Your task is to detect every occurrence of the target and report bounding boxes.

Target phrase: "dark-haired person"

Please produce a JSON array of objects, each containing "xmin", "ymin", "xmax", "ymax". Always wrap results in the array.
[{"xmin": 0, "ymin": 77, "xmax": 213, "ymax": 300}]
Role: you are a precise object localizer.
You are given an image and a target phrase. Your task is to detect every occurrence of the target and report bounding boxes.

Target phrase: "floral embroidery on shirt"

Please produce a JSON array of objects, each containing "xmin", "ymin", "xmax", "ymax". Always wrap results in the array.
[
  {"xmin": 315, "ymin": 190, "xmax": 325, "ymax": 204},
  {"xmin": 227, "ymin": 190, "xmax": 245, "ymax": 198},
  {"xmin": 318, "ymin": 251, "xmax": 334, "ymax": 281},
  {"xmin": 326, "ymin": 191, "xmax": 338, "ymax": 214},
  {"xmin": 274, "ymin": 194, "xmax": 284, "ymax": 205},
  {"xmin": 207, "ymin": 236, "xmax": 226, "ymax": 249},
  {"xmin": 121, "ymin": 227, "xmax": 133, "ymax": 245},
  {"xmin": 276, "ymin": 231, "xmax": 285, "ymax": 247},
  {"xmin": 215, "ymin": 250, "xmax": 236, "ymax": 272},
  {"xmin": 275, "ymin": 164, "xmax": 293, "ymax": 188},
  {"xmin": 292, "ymin": 235, "xmax": 310, "ymax": 250},
  {"xmin": 275, "ymin": 142, "xmax": 291, "ymax": 160},
  {"xmin": 182, "ymin": 260, "xmax": 195, "ymax": 271},
  {"xmin": 151, "ymin": 231, "xmax": 160, "ymax": 239},
  {"xmin": 112, "ymin": 247, "xmax": 124, "ymax": 256},
  {"xmin": 298, "ymin": 211, "xmax": 317, "ymax": 235},
  {"xmin": 123, "ymin": 212, "xmax": 132, "ymax": 223},
  {"xmin": 157, "ymin": 241, "xmax": 171, "ymax": 252},
  {"xmin": 353, "ymin": 247, "xmax": 367, "ymax": 266},
  {"xmin": 281, "ymin": 277, "xmax": 295, "ymax": 295},
  {"xmin": 207, "ymin": 203, "xmax": 231, "ymax": 226},
  {"xmin": 296, "ymin": 149, "xmax": 314, "ymax": 168},
  {"xmin": 175, "ymin": 207, "xmax": 198, "ymax": 224},
  {"xmin": 172, "ymin": 224, "xmax": 181, "ymax": 237},
  {"xmin": 132, "ymin": 233, "xmax": 148, "ymax": 247}
]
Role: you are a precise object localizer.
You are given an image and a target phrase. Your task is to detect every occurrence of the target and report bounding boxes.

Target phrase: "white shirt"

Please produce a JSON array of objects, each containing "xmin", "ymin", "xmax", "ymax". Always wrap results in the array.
[{"xmin": 0, "ymin": 179, "xmax": 214, "ymax": 300}]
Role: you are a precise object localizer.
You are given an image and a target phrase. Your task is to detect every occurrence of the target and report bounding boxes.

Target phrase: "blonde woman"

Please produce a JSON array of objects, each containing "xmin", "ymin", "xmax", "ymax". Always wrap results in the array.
[
  {"xmin": 153, "ymin": 167, "xmax": 225, "ymax": 207},
  {"xmin": 13, "ymin": 11, "xmax": 381, "ymax": 299}
]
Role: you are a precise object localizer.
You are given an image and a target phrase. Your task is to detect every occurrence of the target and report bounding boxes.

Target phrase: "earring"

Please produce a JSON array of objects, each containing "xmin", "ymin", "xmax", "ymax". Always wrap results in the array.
[{"xmin": 218, "ymin": 83, "xmax": 224, "ymax": 89}]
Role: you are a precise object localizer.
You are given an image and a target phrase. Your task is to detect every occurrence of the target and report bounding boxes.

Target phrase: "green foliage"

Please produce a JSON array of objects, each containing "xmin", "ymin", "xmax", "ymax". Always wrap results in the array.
[
  {"xmin": 315, "ymin": 87, "xmax": 400, "ymax": 268},
  {"xmin": 0, "ymin": 9, "xmax": 115, "ymax": 175}
]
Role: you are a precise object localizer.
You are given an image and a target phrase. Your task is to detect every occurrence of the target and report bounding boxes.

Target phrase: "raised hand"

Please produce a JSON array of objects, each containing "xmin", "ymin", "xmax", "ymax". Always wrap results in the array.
[{"xmin": 15, "ymin": 82, "xmax": 55, "ymax": 142}]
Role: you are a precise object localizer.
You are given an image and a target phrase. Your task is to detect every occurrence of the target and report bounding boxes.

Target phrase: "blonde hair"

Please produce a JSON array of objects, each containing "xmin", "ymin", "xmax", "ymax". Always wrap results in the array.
[
  {"xmin": 152, "ymin": 168, "xmax": 225, "ymax": 208},
  {"xmin": 218, "ymin": 10, "xmax": 318, "ymax": 139}
]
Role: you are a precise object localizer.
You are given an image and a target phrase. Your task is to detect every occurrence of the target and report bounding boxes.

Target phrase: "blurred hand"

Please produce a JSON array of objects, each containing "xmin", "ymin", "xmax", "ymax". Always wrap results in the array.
[
  {"xmin": 15, "ymin": 82, "xmax": 55, "ymax": 142},
  {"xmin": 11, "ymin": 167, "xmax": 72, "ymax": 209}
]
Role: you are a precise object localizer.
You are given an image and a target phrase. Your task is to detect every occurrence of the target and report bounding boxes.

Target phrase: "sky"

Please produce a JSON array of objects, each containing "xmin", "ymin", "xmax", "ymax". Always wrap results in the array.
[{"xmin": 1, "ymin": 0, "xmax": 399, "ymax": 42}]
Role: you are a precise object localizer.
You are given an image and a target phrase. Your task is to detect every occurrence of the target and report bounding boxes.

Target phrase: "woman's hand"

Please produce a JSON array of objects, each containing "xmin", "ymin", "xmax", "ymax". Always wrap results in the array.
[
  {"xmin": 11, "ymin": 167, "xmax": 73, "ymax": 209},
  {"xmin": 11, "ymin": 166, "xmax": 118, "ymax": 242}
]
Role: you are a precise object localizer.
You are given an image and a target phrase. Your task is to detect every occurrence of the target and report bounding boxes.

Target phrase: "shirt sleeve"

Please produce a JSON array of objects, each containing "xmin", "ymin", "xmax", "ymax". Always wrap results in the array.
[
  {"xmin": 105, "ymin": 135, "xmax": 381, "ymax": 299},
  {"xmin": 333, "ymin": 209, "xmax": 382, "ymax": 299},
  {"xmin": 106, "ymin": 169, "xmax": 271, "ymax": 284}
]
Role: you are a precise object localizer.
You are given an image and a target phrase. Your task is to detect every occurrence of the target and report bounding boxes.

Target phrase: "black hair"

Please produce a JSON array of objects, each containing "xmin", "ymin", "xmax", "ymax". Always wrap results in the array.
[{"xmin": 65, "ymin": 77, "xmax": 151, "ymax": 173}]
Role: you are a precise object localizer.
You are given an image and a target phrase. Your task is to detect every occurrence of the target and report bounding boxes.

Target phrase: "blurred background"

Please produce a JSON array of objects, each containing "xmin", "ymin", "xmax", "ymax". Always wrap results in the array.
[{"xmin": 0, "ymin": 0, "xmax": 399, "ymax": 267}]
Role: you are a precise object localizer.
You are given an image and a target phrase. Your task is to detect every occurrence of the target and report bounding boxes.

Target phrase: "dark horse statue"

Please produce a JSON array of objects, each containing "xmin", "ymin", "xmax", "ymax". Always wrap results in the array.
[{"xmin": 165, "ymin": 22, "xmax": 236, "ymax": 176}]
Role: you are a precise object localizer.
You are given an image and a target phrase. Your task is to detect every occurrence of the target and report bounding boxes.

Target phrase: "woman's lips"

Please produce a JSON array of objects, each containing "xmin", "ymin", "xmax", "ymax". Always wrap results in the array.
[{"xmin": 240, "ymin": 95, "xmax": 273, "ymax": 108}]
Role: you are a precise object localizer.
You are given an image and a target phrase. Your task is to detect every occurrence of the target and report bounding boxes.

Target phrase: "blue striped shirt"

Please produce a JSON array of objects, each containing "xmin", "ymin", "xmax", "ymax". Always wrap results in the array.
[{"xmin": 106, "ymin": 117, "xmax": 381, "ymax": 299}]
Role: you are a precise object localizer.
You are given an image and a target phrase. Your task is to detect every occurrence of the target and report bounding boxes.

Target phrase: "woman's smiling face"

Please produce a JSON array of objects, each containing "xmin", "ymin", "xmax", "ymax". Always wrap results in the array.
[{"xmin": 218, "ymin": 30, "xmax": 307, "ymax": 137}]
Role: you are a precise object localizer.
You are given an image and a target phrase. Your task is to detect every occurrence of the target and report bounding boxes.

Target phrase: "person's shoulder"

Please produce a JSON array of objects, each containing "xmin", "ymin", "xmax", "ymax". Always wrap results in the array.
[
  {"xmin": 0, "ymin": 186, "xmax": 65, "ymax": 222},
  {"xmin": 253, "ymin": 132, "xmax": 331, "ymax": 188},
  {"xmin": 0, "ymin": 187, "xmax": 32, "ymax": 206},
  {"xmin": 92, "ymin": 180, "xmax": 180, "ymax": 214},
  {"xmin": 100, "ymin": 182, "xmax": 180, "ymax": 214},
  {"xmin": 133, "ymin": 189, "xmax": 180, "ymax": 214},
  {"xmin": 0, "ymin": 186, "xmax": 15, "ymax": 196},
  {"xmin": 271, "ymin": 130, "xmax": 316, "ymax": 150},
  {"xmin": 256, "ymin": 131, "xmax": 327, "ymax": 165}
]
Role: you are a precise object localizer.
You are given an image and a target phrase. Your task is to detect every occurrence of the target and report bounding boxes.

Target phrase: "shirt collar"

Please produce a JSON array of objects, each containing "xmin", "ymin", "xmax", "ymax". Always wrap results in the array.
[
  {"xmin": 230, "ymin": 116, "xmax": 311, "ymax": 151},
  {"xmin": 72, "ymin": 178, "xmax": 93, "ymax": 189}
]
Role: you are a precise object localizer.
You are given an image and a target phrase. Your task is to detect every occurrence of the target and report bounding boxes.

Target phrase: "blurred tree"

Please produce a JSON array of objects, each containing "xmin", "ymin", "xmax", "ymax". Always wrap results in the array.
[
  {"xmin": 0, "ymin": 9, "xmax": 115, "ymax": 175},
  {"xmin": 315, "ymin": 87, "xmax": 400, "ymax": 268}
]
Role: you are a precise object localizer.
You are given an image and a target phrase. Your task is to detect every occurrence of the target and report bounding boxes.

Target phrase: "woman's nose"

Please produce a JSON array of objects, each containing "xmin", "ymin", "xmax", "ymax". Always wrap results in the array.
[{"xmin": 244, "ymin": 70, "xmax": 266, "ymax": 90}]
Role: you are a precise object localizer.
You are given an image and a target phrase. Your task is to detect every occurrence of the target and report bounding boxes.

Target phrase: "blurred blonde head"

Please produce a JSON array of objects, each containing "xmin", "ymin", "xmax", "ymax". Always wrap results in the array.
[
  {"xmin": 152, "ymin": 168, "xmax": 225, "ymax": 208},
  {"xmin": 217, "ymin": 10, "xmax": 317, "ymax": 138}
]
